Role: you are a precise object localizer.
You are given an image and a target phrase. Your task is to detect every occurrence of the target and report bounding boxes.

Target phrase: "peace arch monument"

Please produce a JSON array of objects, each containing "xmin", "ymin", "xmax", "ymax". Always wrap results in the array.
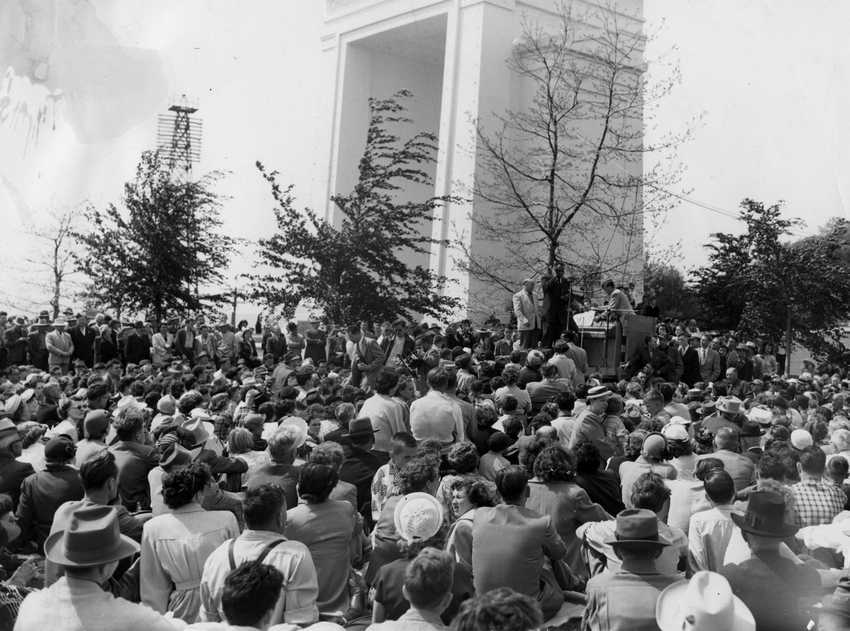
[{"xmin": 316, "ymin": 0, "xmax": 645, "ymax": 320}]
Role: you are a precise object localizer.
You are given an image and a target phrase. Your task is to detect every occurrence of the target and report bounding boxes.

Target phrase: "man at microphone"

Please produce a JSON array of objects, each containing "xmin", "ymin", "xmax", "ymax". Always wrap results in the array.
[{"xmin": 596, "ymin": 279, "xmax": 635, "ymax": 336}]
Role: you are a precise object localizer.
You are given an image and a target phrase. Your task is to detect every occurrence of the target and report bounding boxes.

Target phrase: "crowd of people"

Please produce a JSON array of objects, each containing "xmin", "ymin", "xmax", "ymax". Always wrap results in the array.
[{"xmin": 0, "ymin": 300, "xmax": 847, "ymax": 631}]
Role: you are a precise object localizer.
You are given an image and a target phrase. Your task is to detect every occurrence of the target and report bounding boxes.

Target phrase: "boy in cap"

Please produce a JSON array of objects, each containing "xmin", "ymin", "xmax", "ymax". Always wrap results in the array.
[
  {"xmin": 582, "ymin": 508, "xmax": 684, "ymax": 631},
  {"xmin": 15, "ymin": 505, "xmax": 182, "ymax": 630}
]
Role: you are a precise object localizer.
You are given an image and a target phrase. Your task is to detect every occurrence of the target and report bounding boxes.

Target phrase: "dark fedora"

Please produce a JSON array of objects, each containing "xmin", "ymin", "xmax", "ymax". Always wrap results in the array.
[
  {"xmin": 731, "ymin": 491, "xmax": 798, "ymax": 538},
  {"xmin": 738, "ymin": 420, "xmax": 765, "ymax": 437},
  {"xmin": 44, "ymin": 505, "xmax": 139, "ymax": 568},
  {"xmin": 342, "ymin": 417, "xmax": 379, "ymax": 438},
  {"xmin": 159, "ymin": 444, "xmax": 199, "ymax": 472},
  {"xmin": 604, "ymin": 508, "xmax": 671, "ymax": 549}
]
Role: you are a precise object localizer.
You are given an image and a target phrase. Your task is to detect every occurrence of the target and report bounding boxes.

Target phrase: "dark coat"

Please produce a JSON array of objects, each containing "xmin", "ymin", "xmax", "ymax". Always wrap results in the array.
[
  {"xmin": 0, "ymin": 455, "xmax": 34, "ymax": 511},
  {"xmin": 69, "ymin": 326, "xmax": 98, "ymax": 367},
  {"xmin": 681, "ymin": 347, "xmax": 701, "ymax": 387},
  {"xmin": 3, "ymin": 327, "xmax": 28, "ymax": 366},
  {"xmin": 17, "ymin": 466, "xmax": 85, "ymax": 551},
  {"xmin": 541, "ymin": 273, "xmax": 572, "ymax": 323},
  {"xmin": 124, "ymin": 332, "xmax": 151, "ymax": 365},
  {"xmin": 624, "ymin": 347, "xmax": 674, "ymax": 381},
  {"xmin": 339, "ymin": 444, "xmax": 384, "ymax": 518}
]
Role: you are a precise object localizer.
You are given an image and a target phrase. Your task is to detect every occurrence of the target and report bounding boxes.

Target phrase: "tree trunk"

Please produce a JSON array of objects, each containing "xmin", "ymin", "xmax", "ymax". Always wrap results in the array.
[{"xmin": 785, "ymin": 307, "xmax": 793, "ymax": 377}]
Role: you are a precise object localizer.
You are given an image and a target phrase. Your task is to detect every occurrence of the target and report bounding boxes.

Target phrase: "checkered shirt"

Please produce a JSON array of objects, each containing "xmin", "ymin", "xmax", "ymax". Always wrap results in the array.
[{"xmin": 791, "ymin": 479, "xmax": 847, "ymax": 527}]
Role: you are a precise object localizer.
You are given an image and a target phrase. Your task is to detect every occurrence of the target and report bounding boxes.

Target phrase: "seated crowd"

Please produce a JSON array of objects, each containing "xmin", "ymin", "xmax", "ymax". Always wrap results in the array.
[{"xmin": 0, "ymin": 310, "xmax": 848, "ymax": 630}]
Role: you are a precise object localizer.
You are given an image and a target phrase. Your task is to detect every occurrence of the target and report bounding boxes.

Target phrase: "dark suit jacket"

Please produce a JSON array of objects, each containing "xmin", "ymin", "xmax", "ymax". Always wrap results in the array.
[
  {"xmin": 0, "ymin": 455, "xmax": 34, "ymax": 511},
  {"xmin": 195, "ymin": 448, "xmax": 249, "ymax": 477},
  {"xmin": 379, "ymin": 335, "xmax": 415, "ymax": 364},
  {"xmin": 351, "ymin": 338, "xmax": 386, "ymax": 387},
  {"xmin": 108, "ymin": 441, "xmax": 160, "ymax": 510},
  {"xmin": 624, "ymin": 347, "xmax": 674, "ymax": 381},
  {"xmin": 339, "ymin": 445, "xmax": 384, "ymax": 517},
  {"xmin": 69, "ymin": 326, "xmax": 97, "ymax": 367},
  {"xmin": 541, "ymin": 274, "xmax": 571, "ymax": 322},
  {"xmin": 722, "ymin": 550, "xmax": 820, "ymax": 631},
  {"xmin": 3, "ymin": 327, "xmax": 28, "ymax": 366},
  {"xmin": 681, "ymin": 347, "xmax": 701, "ymax": 387},
  {"xmin": 265, "ymin": 336, "xmax": 287, "ymax": 363},
  {"xmin": 17, "ymin": 466, "xmax": 85, "ymax": 550},
  {"xmin": 660, "ymin": 344, "xmax": 684, "ymax": 383},
  {"xmin": 243, "ymin": 461, "xmax": 301, "ymax": 510},
  {"xmin": 124, "ymin": 332, "xmax": 151, "ymax": 365}
]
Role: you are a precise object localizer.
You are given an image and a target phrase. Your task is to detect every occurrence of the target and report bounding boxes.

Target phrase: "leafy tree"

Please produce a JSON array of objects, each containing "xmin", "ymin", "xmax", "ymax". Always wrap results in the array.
[
  {"xmin": 458, "ymin": 0, "xmax": 695, "ymax": 310},
  {"xmin": 642, "ymin": 259, "xmax": 699, "ymax": 321},
  {"xmin": 692, "ymin": 199, "xmax": 850, "ymax": 367},
  {"xmin": 251, "ymin": 91, "xmax": 460, "ymax": 324},
  {"xmin": 75, "ymin": 151, "xmax": 233, "ymax": 321}
]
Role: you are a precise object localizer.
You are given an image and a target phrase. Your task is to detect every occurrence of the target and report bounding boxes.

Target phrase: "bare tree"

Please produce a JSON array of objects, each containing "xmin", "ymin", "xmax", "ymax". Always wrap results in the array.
[
  {"xmin": 18, "ymin": 205, "xmax": 85, "ymax": 318},
  {"xmin": 457, "ymin": 0, "xmax": 698, "ymax": 312}
]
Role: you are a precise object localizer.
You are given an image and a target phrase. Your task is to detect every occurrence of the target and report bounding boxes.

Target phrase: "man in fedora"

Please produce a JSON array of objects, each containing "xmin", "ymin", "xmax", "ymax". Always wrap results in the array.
[
  {"xmin": 702, "ymin": 396, "xmax": 745, "ymax": 433},
  {"xmin": 15, "ymin": 505, "xmax": 182, "ymax": 630},
  {"xmin": 338, "ymin": 416, "xmax": 384, "ymax": 523},
  {"xmin": 123, "ymin": 321, "xmax": 151, "ymax": 366},
  {"xmin": 568, "ymin": 385, "xmax": 612, "ymax": 450},
  {"xmin": 582, "ymin": 508, "xmax": 684, "ymax": 631},
  {"xmin": 721, "ymin": 491, "xmax": 821, "ymax": 631}
]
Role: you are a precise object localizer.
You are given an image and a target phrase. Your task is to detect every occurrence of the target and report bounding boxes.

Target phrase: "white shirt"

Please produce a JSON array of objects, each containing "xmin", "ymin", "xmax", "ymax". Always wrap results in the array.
[{"xmin": 687, "ymin": 504, "xmax": 742, "ymax": 574}]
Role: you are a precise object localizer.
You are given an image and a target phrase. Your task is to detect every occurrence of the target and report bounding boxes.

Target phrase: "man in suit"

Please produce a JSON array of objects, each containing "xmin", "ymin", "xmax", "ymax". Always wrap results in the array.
[
  {"xmin": 698, "ymin": 333, "xmax": 721, "ymax": 383},
  {"xmin": 381, "ymin": 320, "xmax": 415, "ymax": 371},
  {"xmin": 28, "ymin": 322, "xmax": 50, "ymax": 371},
  {"xmin": 540, "ymin": 263, "xmax": 577, "ymax": 348},
  {"xmin": 0, "ymin": 419, "xmax": 34, "ymax": 510},
  {"xmin": 620, "ymin": 335, "xmax": 674, "ymax": 382},
  {"xmin": 124, "ymin": 321, "xmax": 151, "ymax": 366},
  {"xmin": 597, "ymin": 279, "xmax": 635, "ymax": 336},
  {"xmin": 563, "ymin": 331, "xmax": 589, "ymax": 385},
  {"xmin": 471, "ymin": 466, "xmax": 568, "ymax": 620},
  {"xmin": 46, "ymin": 318, "xmax": 74, "ymax": 375},
  {"xmin": 338, "ymin": 417, "xmax": 384, "ymax": 525},
  {"xmin": 348, "ymin": 324, "xmax": 386, "ymax": 388},
  {"xmin": 69, "ymin": 314, "xmax": 97, "ymax": 368},
  {"xmin": 174, "ymin": 318, "xmax": 197, "ymax": 366},
  {"xmin": 680, "ymin": 334, "xmax": 701, "ymax": 387},
  {"xmin": 264, "ymin": 326, "xmax": 287, "ymax": 364},
  {"xmin": 4, "ymin": 317, "xmax": 29, "ymax": 367},
  {"xmin": 657, "ymin": 334, "xmax": 683, "ymax": 383},
  {"xmin": 512, "ymin": 278, "xmax": 541, "ymax": 350}
]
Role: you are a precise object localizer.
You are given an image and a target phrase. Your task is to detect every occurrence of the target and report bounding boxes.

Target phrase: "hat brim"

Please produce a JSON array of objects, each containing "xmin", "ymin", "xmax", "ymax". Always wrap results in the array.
[
  {"xmin": 341, "ymin": 427, "xmax": 380, "ymax": 438},
  {"xmin": 655, "ymin": 580, "xmax": 755, "ymax": 631},
  {"xmin": 44, "ymin": 530, "xmax": 139, "ymax": 568},
  {"xmin": 393, "ymin": 492, "xmax": 444, "ymax": 542},
  {"xmin": 730, "ymin": 512, "xmax": 799, "ymax": 538},
  {"xmin": 604, "ymin": 533, "xmax": 671, "ymax": 548}
]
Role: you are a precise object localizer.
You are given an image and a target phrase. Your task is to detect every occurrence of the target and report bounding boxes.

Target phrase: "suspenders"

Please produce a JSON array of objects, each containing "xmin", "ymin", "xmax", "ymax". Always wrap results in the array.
[{"xmin": 227, "ymin": 538, "xmax": 286, "ymax": 571}]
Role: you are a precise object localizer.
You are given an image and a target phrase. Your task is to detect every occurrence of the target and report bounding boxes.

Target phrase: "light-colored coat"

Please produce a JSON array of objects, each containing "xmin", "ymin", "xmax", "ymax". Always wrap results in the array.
[{"xmin": 512, "ymin": 289, "xmax": 541, "ymax": 331}]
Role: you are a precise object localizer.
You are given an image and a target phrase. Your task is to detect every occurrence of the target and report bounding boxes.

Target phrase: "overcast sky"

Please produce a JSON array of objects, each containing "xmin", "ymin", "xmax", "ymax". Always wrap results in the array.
[{"xmin": 1, "ymin": 0, "xmax": 847, "ymax": 316}]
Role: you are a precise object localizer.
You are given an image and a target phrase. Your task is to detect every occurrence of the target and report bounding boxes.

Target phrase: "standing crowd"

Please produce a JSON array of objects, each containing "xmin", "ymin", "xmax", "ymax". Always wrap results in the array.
[{"xmin": 0, "ymin": 298, "xmax": 846, "ymax": 631}]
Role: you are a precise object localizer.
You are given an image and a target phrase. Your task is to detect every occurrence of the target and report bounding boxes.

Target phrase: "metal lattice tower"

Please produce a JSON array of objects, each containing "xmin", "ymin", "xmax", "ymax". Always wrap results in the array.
[{"xmin": 156, "ymin": 94, "xmax": 202, "ymax": 183}]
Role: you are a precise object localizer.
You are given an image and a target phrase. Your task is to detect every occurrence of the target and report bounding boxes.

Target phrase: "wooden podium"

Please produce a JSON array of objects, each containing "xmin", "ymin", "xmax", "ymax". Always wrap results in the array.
[{"xmin": 578, "ymin": 314, "xmax": 656, "ymax": 381}]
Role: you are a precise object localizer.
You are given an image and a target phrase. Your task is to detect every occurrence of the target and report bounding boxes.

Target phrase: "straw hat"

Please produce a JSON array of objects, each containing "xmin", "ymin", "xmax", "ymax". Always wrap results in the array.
[
  {"xmin": 656, "ymin": 571, "xmax": 754, "ymax": 631},
  {"xmin": 394, "ymin": 493, "xmax": 444, "ymax": 543}
]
